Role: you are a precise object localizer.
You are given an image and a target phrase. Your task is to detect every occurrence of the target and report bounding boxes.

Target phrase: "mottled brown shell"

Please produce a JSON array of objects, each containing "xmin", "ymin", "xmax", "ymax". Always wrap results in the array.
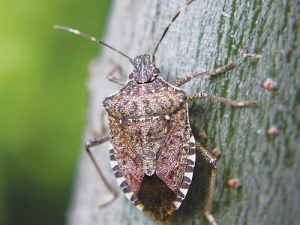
[{"xmin": 103, "ymin": 77, "xmax": 195, "ymax": 220}]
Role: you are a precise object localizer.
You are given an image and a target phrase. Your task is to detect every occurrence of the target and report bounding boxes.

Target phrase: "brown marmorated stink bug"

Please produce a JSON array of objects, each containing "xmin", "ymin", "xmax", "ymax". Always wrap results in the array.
[{"xmin": 54, "ymin": 0, "xmax": 257, "ymax": 224}]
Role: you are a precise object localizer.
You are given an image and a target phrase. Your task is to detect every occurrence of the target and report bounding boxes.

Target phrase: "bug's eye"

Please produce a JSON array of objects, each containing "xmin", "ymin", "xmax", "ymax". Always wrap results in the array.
[
  {"xmin": 129, "ymin": 73, "xmax": 134, "ymax": 79},
  {"xmin": 153, "ymin": 68, "xmax": 160, "ymax": 75}
]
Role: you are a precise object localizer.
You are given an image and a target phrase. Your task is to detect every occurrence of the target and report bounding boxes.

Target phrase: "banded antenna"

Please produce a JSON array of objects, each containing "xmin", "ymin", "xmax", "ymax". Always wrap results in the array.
[
  {"xmin": 53, "ymin": 25, "xmax": 134, "ymax": 65},
  {"xmin": 152, "ymin": 0, "xmax": 195, "ymax": 63}
]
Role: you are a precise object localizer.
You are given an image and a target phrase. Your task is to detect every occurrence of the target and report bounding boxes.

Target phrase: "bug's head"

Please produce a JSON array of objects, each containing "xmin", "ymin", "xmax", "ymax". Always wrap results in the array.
[{"xmin": 129, "ymin": 54, "xmax": 160, "ymax": 84}]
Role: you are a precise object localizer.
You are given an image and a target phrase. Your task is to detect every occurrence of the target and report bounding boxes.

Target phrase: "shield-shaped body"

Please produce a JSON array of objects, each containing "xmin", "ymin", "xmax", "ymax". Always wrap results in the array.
[{"xmin": 103, "ymin": 77, "xmax": 196, "ymax": 221}]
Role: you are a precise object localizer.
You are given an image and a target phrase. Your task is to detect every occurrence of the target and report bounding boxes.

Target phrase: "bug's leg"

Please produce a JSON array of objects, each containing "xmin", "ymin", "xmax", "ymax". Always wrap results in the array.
[
  {"xmin": 106, "ymin": 64, "xmax": 126, "ymax": 86},
  {"xmin": 174, "ymin": 62, "xmax": 236, "ymax": 87},
  {"xmin": 196, "ymin": 141, "xmax": 218, "ymax": 225},
  {"xmin": 90, "ymin": 110, "xmax": 108, "ymax": 137},
  {"xmin": 85, "ymin": 135, "xmax": 118, "ymax": 207},
  {"xmin": 187, "ymin": 92, "xmax": 258, "ymax": 107},
  {"xmin": 99, "ymin": 110, "xmax": 108, "ymax": 135}
]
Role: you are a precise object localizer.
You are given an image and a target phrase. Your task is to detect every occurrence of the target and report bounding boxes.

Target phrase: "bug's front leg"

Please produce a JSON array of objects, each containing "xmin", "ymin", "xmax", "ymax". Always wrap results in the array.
[
  {"xmin": 195, "ymin": 142, "xmax": 218, "ymax": 225},
  {"xmin": 85, "ymin": 135, "xmax": 118, "ymax": 207},
  {"xmin": 174, "ymin": 62, "xmax": 236, "ymax": 87},
  {"xmin": 106, "ymin": 64, "xmax": 126, "ymax": 86},
  {"xmin": 175, "ymin": 62, "xmax": 258, "ymax": 107}
]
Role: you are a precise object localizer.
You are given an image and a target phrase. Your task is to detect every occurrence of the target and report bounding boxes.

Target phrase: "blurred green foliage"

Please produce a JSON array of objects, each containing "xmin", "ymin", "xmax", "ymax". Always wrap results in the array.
[{"xmin": 0, "ymin": 0, "xmax": 111, "ymax": 224}]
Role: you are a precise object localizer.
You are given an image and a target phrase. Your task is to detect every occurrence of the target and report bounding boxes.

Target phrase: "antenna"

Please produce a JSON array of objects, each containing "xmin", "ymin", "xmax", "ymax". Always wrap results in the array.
[
  {"xmin": 152, "ymin": 0, "xmax": 195, "ymax": 63},
  {"xmin": 53, "ymin": 25, "xmax": 134, "ymax": 65}
]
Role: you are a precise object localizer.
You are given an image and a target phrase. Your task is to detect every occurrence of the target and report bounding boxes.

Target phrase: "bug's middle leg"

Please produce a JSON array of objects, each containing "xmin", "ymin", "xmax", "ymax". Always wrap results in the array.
[
  {"xmin": 195, "ymin": 141, "xmax": 218, "ymax": 225},
  {"xmin": 85, "ymin": 135, "xmax": 118, "ymax": 207},
  {"xmin": 188, "ymin": 92, "xmax": 258, "ymax": 107}
]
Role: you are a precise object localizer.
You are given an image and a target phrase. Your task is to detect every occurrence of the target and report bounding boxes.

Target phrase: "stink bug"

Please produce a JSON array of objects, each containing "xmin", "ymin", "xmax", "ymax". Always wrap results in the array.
[{"xmin": 54, "ymin": 0, "xmax": 257, "ymax": 224}]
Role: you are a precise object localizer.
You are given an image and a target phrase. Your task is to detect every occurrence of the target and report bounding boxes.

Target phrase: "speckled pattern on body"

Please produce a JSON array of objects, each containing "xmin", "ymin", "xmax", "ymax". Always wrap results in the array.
[{"xmin": 104, "ymin": 73, "xmax": 196, "ymax": 220}]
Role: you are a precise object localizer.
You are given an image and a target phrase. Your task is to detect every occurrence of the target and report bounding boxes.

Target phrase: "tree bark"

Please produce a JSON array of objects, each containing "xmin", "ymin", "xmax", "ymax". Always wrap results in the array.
[{"xmin": 66, "ymin": 0, "xmax": 300, "ymax": 225}]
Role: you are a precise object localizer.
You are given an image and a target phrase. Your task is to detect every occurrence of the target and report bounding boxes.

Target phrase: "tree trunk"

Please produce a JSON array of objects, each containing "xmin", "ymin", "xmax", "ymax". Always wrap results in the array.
[{"xmin": 66, "ymin": 0, "xmax": 300, "ymax": 225}]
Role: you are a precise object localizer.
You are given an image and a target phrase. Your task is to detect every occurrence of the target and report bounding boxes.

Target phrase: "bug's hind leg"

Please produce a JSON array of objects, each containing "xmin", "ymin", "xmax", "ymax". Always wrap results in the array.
[
  {"xmin": 174, "ymin": 62, "xmax": 236, "ymax": 87},
  {"xmin": 85, "ymin": 135, "xmax": 118, "ymax": 208},
  {"xmin": 106, "ymin": 64, "xmax": 126, "ymax": 86},
  {"xmin": 195, "ymin": 141, "xmax": 218, "ymax": 225}
]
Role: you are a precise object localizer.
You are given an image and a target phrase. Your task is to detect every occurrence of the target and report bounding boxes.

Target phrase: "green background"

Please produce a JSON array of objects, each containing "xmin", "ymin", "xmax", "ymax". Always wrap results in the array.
[{"xmin": 0, "ymin": 0, "xmax": 111, "ymax": 224}]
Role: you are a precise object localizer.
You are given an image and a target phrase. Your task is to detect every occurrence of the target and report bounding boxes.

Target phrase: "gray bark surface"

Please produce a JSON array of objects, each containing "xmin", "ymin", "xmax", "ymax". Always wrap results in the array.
[{"xmin": 66, "ymin": 0, "xmax": 300, "ymax": 225}]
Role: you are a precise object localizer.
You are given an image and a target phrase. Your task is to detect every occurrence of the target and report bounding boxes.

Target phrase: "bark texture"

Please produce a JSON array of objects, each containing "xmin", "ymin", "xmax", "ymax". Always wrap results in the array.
[{"xmin": 67, "ymin": 0, "xmax": 300, "ymax": 225}]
